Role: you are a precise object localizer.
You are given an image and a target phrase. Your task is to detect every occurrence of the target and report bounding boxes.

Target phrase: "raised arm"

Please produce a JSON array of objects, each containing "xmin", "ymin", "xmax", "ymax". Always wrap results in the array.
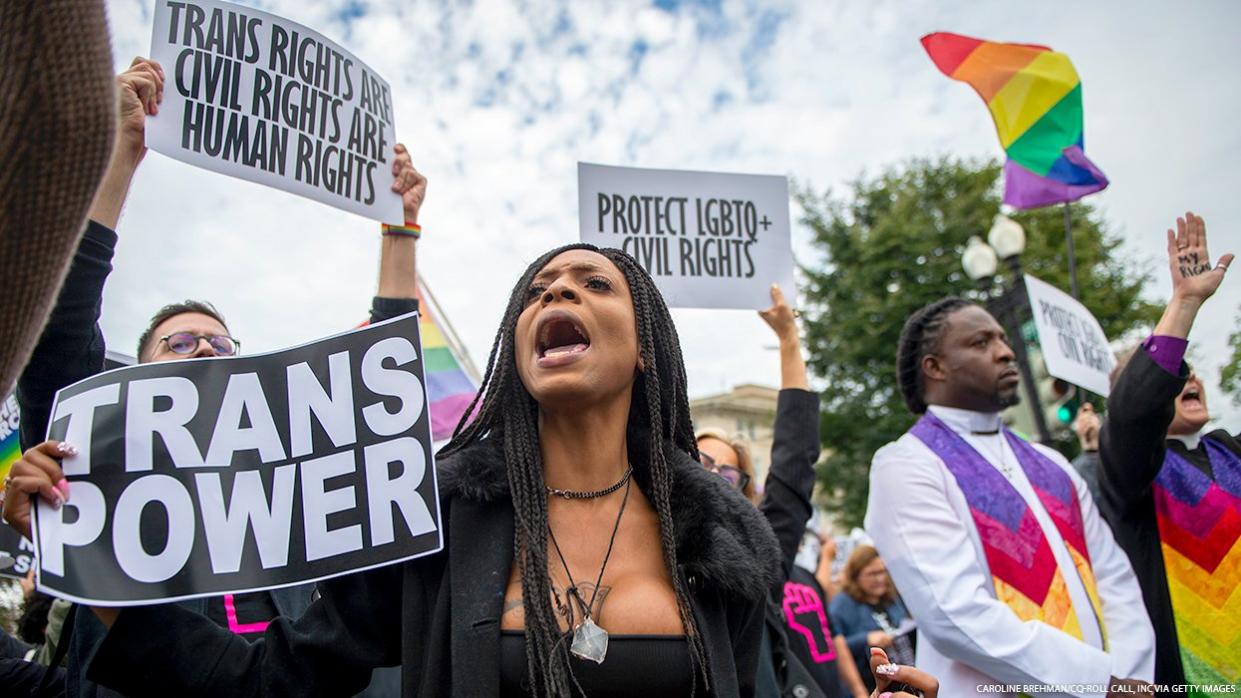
[
  {"xmin": 370, "ymin": 144, "xmax": 426, "ymax": 324},
  {"xmin": 1099, "ymin": 212, "xmax": 1232, "ymax": 511},
  {"xmin": 756, "ymin": 284, "xmax": 820, "ymax": 579}
]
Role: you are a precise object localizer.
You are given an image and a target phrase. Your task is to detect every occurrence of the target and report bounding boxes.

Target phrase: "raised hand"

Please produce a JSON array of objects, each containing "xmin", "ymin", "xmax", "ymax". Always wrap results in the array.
[
  {"xmin": 391, "ymin": 143, "xmax": 427, "ymax": 226},
  {"xmin": 1073, "ymin": 402, "xmax": 1100, "ymax": 451},
  {"xmin": 1166, "ymin": 211, "xmax": 1232, "ymax": 304},
  {"xmin": 115, "ymin": 57, "xmax": 165, "ymax": 160},
  {"xmin": 758, "ymin": 283, "xmax": 797, "ymax": 344}
]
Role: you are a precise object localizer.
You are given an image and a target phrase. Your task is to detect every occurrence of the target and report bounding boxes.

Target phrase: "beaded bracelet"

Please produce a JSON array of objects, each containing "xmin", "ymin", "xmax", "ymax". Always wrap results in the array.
[{"xmin": 382, "ymin": 223, "xmax": 422, "ymax": 239}]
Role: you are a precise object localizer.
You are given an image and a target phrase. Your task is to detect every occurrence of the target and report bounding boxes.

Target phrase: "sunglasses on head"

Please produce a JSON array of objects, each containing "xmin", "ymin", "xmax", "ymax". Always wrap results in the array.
[
  {"xmin": 159, "ymin": 332, "xmax": 240, "ymax": 356},
  {"xmin": 699, "ymin": 452, "xmax": 751, "ymax": 491}
]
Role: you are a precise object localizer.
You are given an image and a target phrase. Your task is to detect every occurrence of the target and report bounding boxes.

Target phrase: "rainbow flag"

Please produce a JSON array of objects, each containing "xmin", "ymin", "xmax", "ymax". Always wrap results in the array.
[
  {"xmin": 921, "ymin": 31, "xmax": 1108, "ymax": 209},
  {"xmin": 0, "ymin": 394, "xmax": 19, "ymax": 485},
  {"xmin": 415, "ymin": 285, "xmax": 480, "ymax": 442}
]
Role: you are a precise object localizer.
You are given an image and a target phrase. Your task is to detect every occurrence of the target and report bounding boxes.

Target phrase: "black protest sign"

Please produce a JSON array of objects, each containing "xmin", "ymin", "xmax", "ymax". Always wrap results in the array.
[
  {"xmin": 147, "ymin": 0, "xmax": 404, "ymax": 223},
  {"xmin": 34, "ymin": 313, "xmax": 442, "ymax": 605},
  {"xmin": 577, "ymin": 162, "xmax": 795, "ymax": 310}
]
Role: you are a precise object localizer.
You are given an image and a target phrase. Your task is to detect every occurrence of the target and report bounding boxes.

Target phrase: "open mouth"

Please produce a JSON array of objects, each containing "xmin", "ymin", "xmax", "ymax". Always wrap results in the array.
[
  {"xmin": 536, "ymin": 310, "xmax": 591, "ymax": 360},
  {"xmin": 1181, "ymin": 387, "xmax": 1203, "ymax": 408}
]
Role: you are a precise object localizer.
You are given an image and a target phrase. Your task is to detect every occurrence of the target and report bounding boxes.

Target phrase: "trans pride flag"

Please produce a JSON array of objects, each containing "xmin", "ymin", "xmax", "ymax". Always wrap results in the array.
[{"xmin": 921, "ymin": 32, "xmax": 1109, "ymax": 209}]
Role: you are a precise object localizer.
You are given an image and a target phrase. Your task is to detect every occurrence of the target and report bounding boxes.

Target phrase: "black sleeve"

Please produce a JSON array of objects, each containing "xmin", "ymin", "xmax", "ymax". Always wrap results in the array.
[
  {"xmin": 369, "ymin": 297, "xmax": 419, "ymax": 325},
  {"xmin": 87, "ymin": 561, "xmax": 414, "ymax": 697},
  {"xmin": 757, "ymin": 389, "xmax": 821, "ymax": 581},
  {"xmin": 0, "ymin": 626, "xmax": 31, "ymax": 660},
  {"xmin": 0, "ymin": 657, "xmax": 65, "ymax": 696},
  {"xmin": 1098, "ymin": 348, "xmax": 1187, "ymax": 516},
  {"xmin": 16, "ymin": 221, "xmax": 117, "ymax": 449}
]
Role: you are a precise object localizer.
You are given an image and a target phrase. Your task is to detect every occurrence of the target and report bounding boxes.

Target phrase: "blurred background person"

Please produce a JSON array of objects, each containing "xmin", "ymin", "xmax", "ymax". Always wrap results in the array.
[
  {"xmin": 829, "ymin": 545, "xmax": 913, "ymax": 694},
  {"xmin": 1071, "ymin": 402, "xmax": 1103, "ymax": 504}
]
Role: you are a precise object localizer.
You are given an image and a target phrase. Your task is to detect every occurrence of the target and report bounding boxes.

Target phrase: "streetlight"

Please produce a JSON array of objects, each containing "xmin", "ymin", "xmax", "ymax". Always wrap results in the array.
[{"xmin": 961, "ymin": 215, "xmax": 1053, "ymax": 444}]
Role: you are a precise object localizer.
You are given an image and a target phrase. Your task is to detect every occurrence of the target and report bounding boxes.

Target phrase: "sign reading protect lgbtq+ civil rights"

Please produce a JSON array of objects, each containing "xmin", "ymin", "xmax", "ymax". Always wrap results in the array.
[
  {"xmin": 1025, "ymin": 274, "xmax": 1116, "ymax": 397},
  {"xmin": 147, "ymin": 0, "xmax": 404, "ymax": 224},
  {"xmin": 33, "ymin": 314, "xmax": 442, "ymax": 606},
  {"xmin": 578, "ymin": 163, "xmax": 795, "ymax": 310}
]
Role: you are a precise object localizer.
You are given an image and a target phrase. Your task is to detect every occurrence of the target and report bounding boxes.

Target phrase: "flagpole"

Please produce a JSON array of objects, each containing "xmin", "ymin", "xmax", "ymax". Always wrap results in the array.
[
  {"xmin": 1064, "ymin": 201, "xmax": 1081, "ymax": 299},
  {"xmin": 419, "ymin": 280, "xmax": 483, "ymax": 384}
]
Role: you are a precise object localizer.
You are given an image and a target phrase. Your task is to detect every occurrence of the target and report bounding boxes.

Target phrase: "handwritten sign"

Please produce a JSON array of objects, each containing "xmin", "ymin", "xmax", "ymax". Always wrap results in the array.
[
  {"xmin": 147, "ymin": 0, "xmax": 404, "ymax": 223},
  {"xmin": 1025, "ymin": 274, "xmax": 1115, "ymax": 396},
  {"xmin": 578, "ymin": 163, "xmax": 795, "ymax": 310}
]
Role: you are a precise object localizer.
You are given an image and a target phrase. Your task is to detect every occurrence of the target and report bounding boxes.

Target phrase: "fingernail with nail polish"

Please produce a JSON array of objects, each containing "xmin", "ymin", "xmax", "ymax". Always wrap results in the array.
[
  {"xmin": 56, "ymin": 479, "xmax": 70, "ymax": 498},
  {"xmin": 879, "ymin": 693, "xmax": 893, "ymax": 698},
  {"xmin": 58, "ymin": 442, "xmax": 78, "ymax": 456},
  {"xmin": 876, "ymin": 663, "xmax": 900, "ymax": 676},
  {"xmin": 52, "ymin": 491, "xmax": 65, "ymax": 509}
]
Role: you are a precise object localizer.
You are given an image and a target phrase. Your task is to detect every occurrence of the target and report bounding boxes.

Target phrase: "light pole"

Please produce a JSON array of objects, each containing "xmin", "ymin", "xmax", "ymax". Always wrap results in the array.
[{"xmin": 962, "ymin": 215, "xmax": 1053, "ymax": 444}]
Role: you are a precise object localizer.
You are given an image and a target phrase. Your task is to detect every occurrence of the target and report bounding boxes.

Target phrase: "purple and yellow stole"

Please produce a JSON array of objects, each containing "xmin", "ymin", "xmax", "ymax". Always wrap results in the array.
[
  {"xmin": 911, "ymin": 412, "xmax": 1106, "ymax": 642},
  {"xmin": 1153, "ymin": 438, "xmax": 1241, "ymax": 689}
]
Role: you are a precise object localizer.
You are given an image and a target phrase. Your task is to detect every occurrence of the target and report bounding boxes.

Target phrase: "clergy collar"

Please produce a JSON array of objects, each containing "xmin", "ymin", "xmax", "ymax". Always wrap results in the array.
[
  {"xmin": 926, "ymin": 404, "xmax": 1003, "ymax": 435},
  {"xmin": 1169, "ymin": 431, "xmax": 1203, "ymax": 451}
]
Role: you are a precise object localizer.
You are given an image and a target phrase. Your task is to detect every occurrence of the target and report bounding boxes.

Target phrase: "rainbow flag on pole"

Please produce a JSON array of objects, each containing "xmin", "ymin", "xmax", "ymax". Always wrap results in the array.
[
  {"xmin": 921, "ymin": 32, "xmax": 1109, "ymax": 209},
  {"xmin": 415, "ymin": 283, "xmax": 480, "ymax": 443}
]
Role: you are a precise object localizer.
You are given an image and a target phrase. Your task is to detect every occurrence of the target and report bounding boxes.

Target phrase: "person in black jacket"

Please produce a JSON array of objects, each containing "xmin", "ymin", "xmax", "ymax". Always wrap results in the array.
[
  {"xmin": 7, "ymin": 237, "xmax": 784, "ymax": 696},
  {"xmin": 695, "ymin": 285, "xmax": 886, "ymax": 698},
  {"xmin": 1098, "ymin": 211, "xmax": 1236, "ymax": 689},
  {"xmin": 2, "ymin": 57, "xmax": 423, "ymax": 698}
]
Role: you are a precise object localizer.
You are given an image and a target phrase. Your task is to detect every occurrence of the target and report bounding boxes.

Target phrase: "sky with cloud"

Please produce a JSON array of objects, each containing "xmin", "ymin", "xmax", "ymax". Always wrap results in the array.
[{"xmin": 101, "ymin": 0, "xmax": 1240, "ymax": 428}]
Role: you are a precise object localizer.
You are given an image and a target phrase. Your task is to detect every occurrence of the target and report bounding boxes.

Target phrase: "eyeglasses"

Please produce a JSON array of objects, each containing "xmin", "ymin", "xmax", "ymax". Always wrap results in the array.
[
  {"xmin": 159, "ymin": 333, "xmax": 240, "ymax": 356},
  {"xmin": 699, "ymin": 452, "xmax": 751, "ymax": 491}
]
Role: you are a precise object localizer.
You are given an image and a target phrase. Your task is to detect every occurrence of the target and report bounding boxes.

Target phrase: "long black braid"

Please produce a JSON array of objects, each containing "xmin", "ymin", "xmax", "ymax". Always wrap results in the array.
[
  {"xmin": 440, "ymin": 243, "xmax": 708, "ymax": 696},
  {"xmin": 895, "ymin": 296, "xmax": 974, "ymax": 414}
]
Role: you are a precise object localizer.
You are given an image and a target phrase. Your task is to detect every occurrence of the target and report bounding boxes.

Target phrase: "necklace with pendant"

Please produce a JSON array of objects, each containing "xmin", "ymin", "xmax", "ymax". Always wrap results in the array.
[{"xmin": 547, "ymin": 471, "xmax": 632, "ymax": 664}]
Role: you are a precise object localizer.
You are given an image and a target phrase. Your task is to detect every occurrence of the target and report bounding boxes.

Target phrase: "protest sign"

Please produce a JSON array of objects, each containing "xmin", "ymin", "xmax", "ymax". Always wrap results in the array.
[
  {"xmin": 1025, "ymin": 274, "xmax": 1115, "ymax": 396},
  {"xmin": 34, "ymin": 313, "xmax": 442, "ymax": 606},
  {"xmin": 147, "ymin": 0, "xmax": 404, "ymax": 224},
  {"xmin": 577, "ymin": 163, "xmax": 795, "ymax": 310},
  {"xmin": 0, "ymin": 393, "xmax": 36, "ymax": 579}
]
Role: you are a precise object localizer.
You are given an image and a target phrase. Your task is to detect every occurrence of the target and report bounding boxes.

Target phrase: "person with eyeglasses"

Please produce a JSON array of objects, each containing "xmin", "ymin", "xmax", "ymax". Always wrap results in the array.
[
  {"xmin": 696, "ymin": 284, "xmax": 880, "ymax": 698},
  {"xmin": 1, "ymin": 56, "xmax": 425, "ymax": 698}
]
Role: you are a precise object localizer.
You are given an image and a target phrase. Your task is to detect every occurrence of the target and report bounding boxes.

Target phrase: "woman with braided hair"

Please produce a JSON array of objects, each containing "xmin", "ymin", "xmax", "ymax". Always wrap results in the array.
[{"xmin": 49, "ymin": 243, "xmax": 781, "ymax": 697}]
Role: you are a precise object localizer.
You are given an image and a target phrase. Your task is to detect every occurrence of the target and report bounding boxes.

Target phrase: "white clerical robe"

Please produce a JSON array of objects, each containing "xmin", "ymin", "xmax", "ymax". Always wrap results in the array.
[{"xmin": 864, "ymin": 405, "xmax": 1154, "ymax": 697}]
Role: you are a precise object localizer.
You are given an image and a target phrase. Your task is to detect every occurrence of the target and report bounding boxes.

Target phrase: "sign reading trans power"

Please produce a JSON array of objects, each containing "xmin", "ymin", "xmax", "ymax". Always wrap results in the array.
[
  {"xmin": 1025, "ymin": 274, "xmax": 1116, "ymax": 397},
  {"xmin": 578, "ymin": 163, "xmax": 795, "ymax": 310},
  {"xmin": 147, "ymin": 0, "xmax": 404, "ymax": 224},
  {"xmin": 34, "ymin": 313, "xmax": 441, "ymax": 606}
]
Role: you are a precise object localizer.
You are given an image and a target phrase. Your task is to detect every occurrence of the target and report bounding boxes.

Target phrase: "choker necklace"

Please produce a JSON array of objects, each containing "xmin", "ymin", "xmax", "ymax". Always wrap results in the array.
[
  {"xmin": 545, "ymin": 465, "xmax": 633, "ymax": 500},
  {"xmin": 547, "ymin": 475, "xmax": 631, "ymax": 664}
]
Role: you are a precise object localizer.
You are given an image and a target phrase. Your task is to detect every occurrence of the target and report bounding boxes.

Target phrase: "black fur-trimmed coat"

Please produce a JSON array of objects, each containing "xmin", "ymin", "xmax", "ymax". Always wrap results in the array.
[{"xmin": 88, "ymin": 439, "xmax": 782, "ymax": 697}]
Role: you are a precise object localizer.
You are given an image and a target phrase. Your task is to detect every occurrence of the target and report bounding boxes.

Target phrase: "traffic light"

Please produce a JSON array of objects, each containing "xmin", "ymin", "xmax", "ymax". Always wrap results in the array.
[{"xmin": 1047, "ymin": 379, "xmax": 1082, "ymax": 429}]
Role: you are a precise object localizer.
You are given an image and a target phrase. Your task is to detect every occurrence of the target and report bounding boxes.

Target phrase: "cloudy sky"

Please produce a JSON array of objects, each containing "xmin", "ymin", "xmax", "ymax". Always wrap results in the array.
[{"xmin": 101, "ymin": 0, "xmax": 1240, "ymax": 428}]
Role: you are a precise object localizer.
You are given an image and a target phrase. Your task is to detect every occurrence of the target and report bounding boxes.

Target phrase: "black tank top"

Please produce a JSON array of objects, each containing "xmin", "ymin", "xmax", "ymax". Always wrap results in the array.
[{"xmin": 499, "ymin": 630, "xmax": 703, "ymax": 696}]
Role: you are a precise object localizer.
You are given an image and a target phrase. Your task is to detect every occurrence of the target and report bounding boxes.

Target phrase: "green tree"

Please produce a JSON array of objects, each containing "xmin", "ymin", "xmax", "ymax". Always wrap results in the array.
[
  {"xmin": 799, "ymin": 157, "xmax": 1160, "ymax": 528},
  {"xmin": 1222, "ymin": 311, "xmax": 1241, "ymax": 406}
]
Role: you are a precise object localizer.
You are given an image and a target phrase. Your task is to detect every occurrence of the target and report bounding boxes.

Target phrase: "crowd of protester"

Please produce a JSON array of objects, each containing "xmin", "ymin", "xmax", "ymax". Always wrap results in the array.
[{"xmin": 0, "ymin": 3, "xmax": 1236, "ymax": 697}]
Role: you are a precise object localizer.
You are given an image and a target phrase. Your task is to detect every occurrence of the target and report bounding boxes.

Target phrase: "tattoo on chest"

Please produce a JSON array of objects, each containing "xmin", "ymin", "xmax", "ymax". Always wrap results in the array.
[
  {"xmin": 1178, "ymin": 251, "xmax": 1213, "ymax": 277},
  {"xmin": 502, "ymin": 581, "xmax": 612, "ymax": 627}
]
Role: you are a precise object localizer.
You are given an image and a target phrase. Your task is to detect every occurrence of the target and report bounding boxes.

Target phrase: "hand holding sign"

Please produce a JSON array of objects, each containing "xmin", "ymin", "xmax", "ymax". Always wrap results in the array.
[
  {"xmin": 1166, "ymin": 211, "xmax": 1233, "ymax": 304},
  {"xmin": 2, "ymin": 440, "xmax": 73, "ymax": 542},
  {"xmin": 391, "ymin": 143, "xmax": 427, "ymax": 226},
  {"xmin": 116, "ymin": 57, "xmax": 165, "ymax": 160}
]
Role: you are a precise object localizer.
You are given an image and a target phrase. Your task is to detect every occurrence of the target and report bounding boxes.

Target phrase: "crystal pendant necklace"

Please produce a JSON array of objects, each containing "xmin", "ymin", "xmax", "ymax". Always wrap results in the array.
[{"xmin": 547, "ymin": 469, "xmax": 632, "ymax": 664}]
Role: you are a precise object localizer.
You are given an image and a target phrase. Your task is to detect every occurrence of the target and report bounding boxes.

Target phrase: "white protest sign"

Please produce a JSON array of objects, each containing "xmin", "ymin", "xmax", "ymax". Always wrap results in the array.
[
  {"xmin": 33, "ymin": 313, "xmax": 442, "ymax": 606},
  {"xmin": 577, "ymin": 163, "xmax": 795, "ymax": 310},
  {"xmin": 147, "ymin": 0, "xmax": 404, "ymax": 224},
  {"xmin": 1025, "ymin": 274, "xmax": 1115, "ymax": 396}
]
